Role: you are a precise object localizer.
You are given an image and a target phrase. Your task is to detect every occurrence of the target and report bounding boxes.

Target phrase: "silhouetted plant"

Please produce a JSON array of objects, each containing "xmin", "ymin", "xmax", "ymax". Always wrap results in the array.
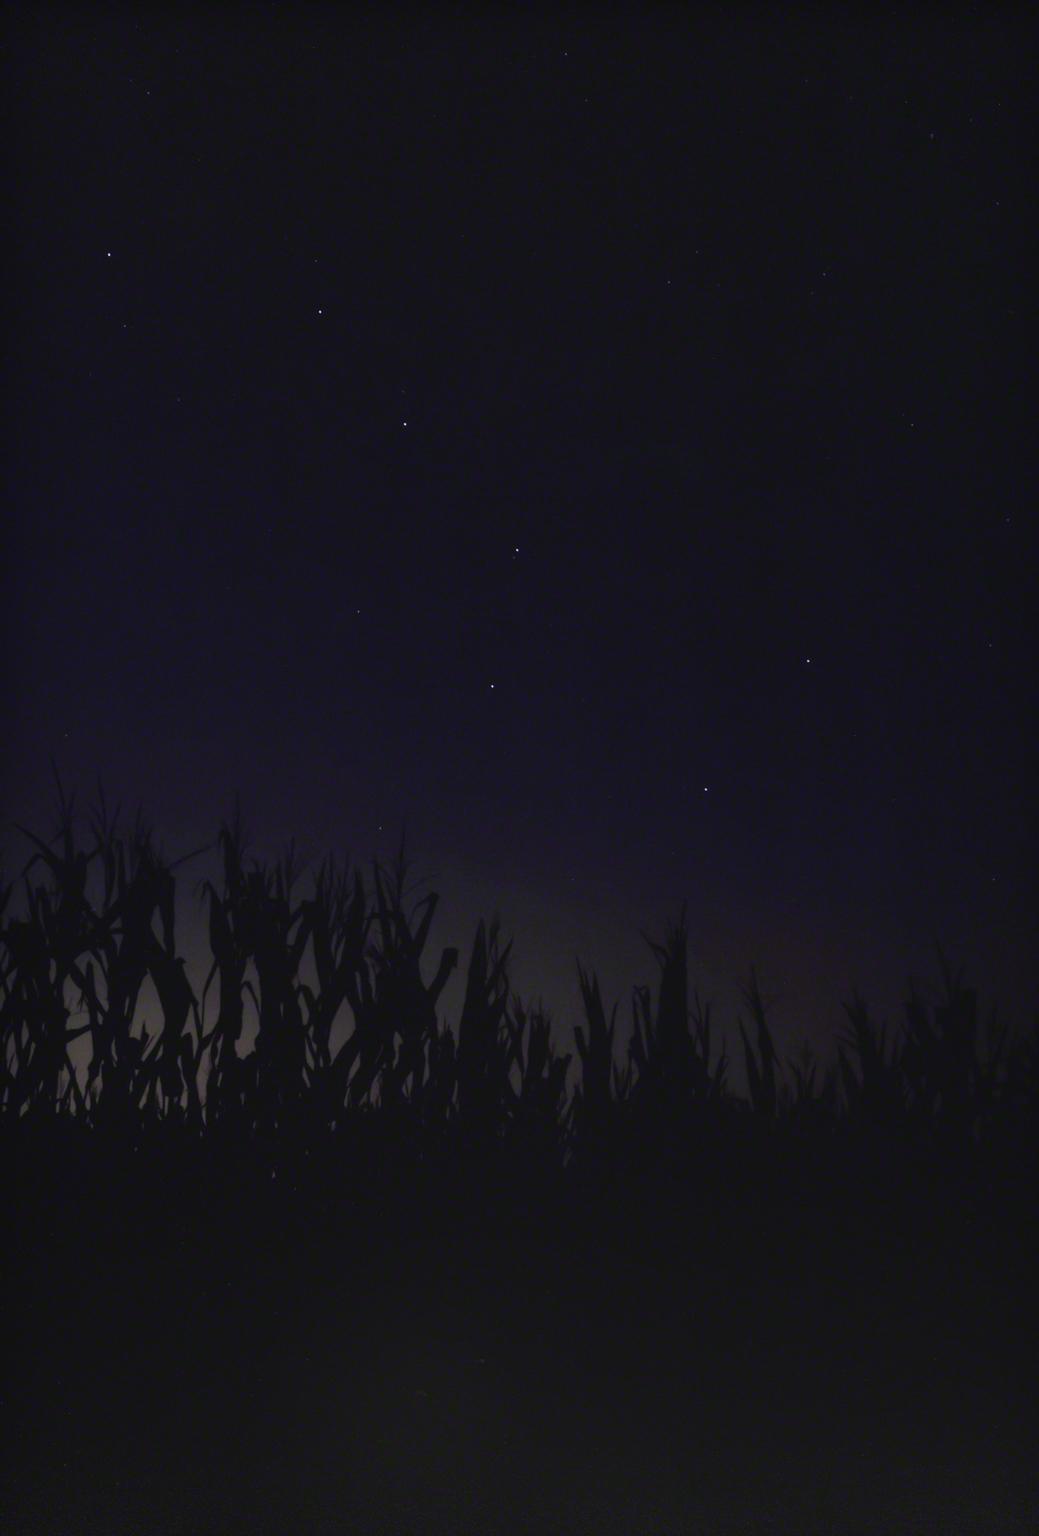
[
  {"xmin": 739, "ymin": 968, "xmax": 778, "ymax": 1119},
  {"xmin": 454, "ymin": 915, "xmax": 513, "ymax": 1153},
  {"xmin": 504, "ymin": 995, "xmax": 571, "ymax": 1167},
  {"xmin": 838, "ymin": 991, "xmax": 904, "ymax": 1129},
  {"xmin": 571, "ymin": 961, "xmax": 620, "ymax": 1159},
  {"xmin": 197, "ymin": 806, "xmax": 250, "ymax": 1132},
  {"xmin": 1, "ymin": 789, "xmax": 1035, "ymax": 1190},
  {"xmin": 780, "ymin": 1040, "xmax": 837, "ymax": 1129},
  {"xmin": 622, "ymin": 912, "xmax": 729, "ymax": 1168},
  {"xmin": 297, "ymin": 851, "xmax": 371, "ymax": 1135}
]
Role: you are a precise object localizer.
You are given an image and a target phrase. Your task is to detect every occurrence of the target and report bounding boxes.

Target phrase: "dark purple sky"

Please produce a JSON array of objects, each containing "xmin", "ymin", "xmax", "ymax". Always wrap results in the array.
[{"xmin": 4, "ymin": 7, "xmax": 1035, "ymax": 1052}]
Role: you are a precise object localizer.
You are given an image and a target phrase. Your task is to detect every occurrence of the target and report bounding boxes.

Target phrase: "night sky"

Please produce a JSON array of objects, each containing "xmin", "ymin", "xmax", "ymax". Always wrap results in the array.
[{"xmin": 4, "ymin": 7, "xmax": 1035, "ymax": 1050}]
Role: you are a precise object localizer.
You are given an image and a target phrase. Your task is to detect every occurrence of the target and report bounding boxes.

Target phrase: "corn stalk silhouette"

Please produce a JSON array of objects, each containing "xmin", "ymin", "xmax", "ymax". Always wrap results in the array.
[
  {"xmin": 629, "ymin": 908, "xmax": 729, "ymax": 1121},
  {"xmin": 341, "ymin": 839, "xmax": 458, "ymax": 1153},
  {"xmin": 2, "ymin": 787, "xmax": 1036, "ymax": 1172},
  {"xmin": 570, "ymin": 961, "xmax": 621, "ymax": 1163},
  {"xmin": 504, "ymin": 995, "xmax": 571, "ymax": 1166},
  {"xmin": 738, "ymin": 968, "xmax": 779, "ymax": 1120}
]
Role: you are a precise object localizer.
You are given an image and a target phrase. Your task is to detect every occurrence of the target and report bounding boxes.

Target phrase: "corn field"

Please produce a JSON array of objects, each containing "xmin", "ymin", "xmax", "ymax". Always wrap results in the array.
[
  {"xmin": 4, "ymin": 787, "xmax": 1038, "ymax": 1536},
  {"xmin": 3, "ymin": 785, "xmax": 1036, "ymax": 1178}
]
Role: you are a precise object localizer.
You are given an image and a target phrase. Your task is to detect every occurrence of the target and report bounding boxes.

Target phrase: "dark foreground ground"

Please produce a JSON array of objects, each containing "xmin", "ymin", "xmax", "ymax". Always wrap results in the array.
[{"xmin": 3, "ymin": 1125, "xmax": 1037, "ymax": 1535}]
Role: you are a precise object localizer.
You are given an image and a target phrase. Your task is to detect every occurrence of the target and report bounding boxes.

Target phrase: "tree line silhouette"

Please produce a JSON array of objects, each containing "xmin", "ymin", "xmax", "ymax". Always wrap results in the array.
[{"xmin": 3, "ymin": 781, "xmax": 1037, "ymax": 1180}]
